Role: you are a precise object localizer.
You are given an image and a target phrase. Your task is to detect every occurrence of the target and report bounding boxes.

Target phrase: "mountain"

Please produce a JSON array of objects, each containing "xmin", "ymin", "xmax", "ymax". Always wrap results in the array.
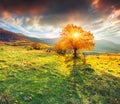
[
  {"xmin": 0, "ymin": 28, "xmax": 59, "ymax": 45},
  {"xmin": 0, "ymin": 28, "xmax": 120, "ymax": 53},
  {"xmin": 94, "ymin": 39, "xmax": 120, "ymax": 53},
  {"xmin": 27, "ymin": 37, "xmax": 120, "ymax": 53},
  {"xmin": 0, "ymin": 28, "xmax": 25, "ymax": 42},
  {"xmin": 25, "ymin": 36, "xmax": 59, "ymax": 46}
]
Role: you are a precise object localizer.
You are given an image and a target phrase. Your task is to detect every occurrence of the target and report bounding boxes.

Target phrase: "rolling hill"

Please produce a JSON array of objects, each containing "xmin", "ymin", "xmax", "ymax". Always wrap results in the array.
[
  {"xmin": 0, "ymin": 28, "xmax": 120, "ymax": 53},
  {"xmin": 26, "ymin": 37, "xmax": 120, "ymax": 53},
  {"xmin": 94, "ymin": 39, "xmax": 120, "ymax": 53},
  {"xmin": 25, "ymin": 36, "xmax": 59, "ymax": 46},
  {"xmin": 0, "ymin": 28, "xmax": 26, "ymax": 42}
]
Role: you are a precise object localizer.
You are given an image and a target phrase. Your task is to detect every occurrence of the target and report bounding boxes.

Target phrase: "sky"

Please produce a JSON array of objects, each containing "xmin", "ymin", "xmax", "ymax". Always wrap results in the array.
[{"xmin": 0, "ymin": 0, "xmax": 120, "ymax": 43}]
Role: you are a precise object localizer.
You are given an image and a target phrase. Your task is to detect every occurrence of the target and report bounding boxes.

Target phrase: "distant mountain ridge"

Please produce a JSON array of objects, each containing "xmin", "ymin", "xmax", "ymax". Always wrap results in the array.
[
  {"xmin": 26, "ymin": 37, "xmax": 120, "ymax": 53},
  {"xmin": 0, "ymin": 28, "xmax": 120, "ymax": 53},
  {"xmin": 0, "ymin": 28, "xmax": 26, "ymax": 42},
  {"xmin": 0, "ymin": 28, "xmax": 59, "ymax": 45},
  {"xmin": 25, "ymin": 36, "xmax": 59, "ymax": 46},
  {"xmin": 94, "ymin": 39, "xmax": 120, "ymax": 53}
]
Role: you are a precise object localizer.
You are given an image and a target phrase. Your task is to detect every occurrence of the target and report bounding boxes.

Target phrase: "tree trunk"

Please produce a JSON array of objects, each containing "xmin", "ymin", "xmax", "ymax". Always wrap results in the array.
[
  {"xmin": 73, "ymin": 48, "xmax": 77, "ymax": 58},
  {"xmin": 83, "ymin": 53, "xmax": 86, "ymax": 65}
]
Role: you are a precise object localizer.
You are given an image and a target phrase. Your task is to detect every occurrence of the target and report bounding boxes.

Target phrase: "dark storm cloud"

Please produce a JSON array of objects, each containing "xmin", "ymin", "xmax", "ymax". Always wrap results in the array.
[
  {"xmin": 45, "ymin": 0, "xmax": 91, "ymax": 15},
  {"xmin": 99, "ymin": 0, "xmax": 120, "ymax": 9},
  {"xmin": 0, "ymin": 0, "xmax": 48, "ymax": 14},
  {"xmin": 0, "ymin": 0, "xmax": 94, "ymax": 26},
  {"xmin": 0, "ymin": 0, "xmax": 119, "ymax": 18},
  {"xmin": 0, "ymin": 0, "xmax": 91, "ymax": 15},
  {"xmin": 40, "ymin": 0, "xmax": 93, "ymax": 26}
]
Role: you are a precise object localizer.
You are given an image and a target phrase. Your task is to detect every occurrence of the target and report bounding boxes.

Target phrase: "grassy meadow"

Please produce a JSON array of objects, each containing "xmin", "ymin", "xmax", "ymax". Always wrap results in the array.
[{"xmin": 0, "ymin": 44, "xmax": 120, "ymax": 104}]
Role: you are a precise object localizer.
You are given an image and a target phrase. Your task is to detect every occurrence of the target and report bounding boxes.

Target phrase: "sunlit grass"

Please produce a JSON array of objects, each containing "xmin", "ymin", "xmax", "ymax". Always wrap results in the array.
[
  {"xmin": 0, "ymin": 45, "xmax": 120, "ymax": 104},
  {"xmin": 87, "ymin": 55, "xmax": 120, "ymax": 77}
]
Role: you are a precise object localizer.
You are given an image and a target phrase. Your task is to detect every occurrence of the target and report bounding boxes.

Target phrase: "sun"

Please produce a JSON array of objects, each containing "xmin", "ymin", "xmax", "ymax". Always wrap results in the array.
[{"xmin": 73, "ymin": 32, "xmax": 79, "ymax": 38}]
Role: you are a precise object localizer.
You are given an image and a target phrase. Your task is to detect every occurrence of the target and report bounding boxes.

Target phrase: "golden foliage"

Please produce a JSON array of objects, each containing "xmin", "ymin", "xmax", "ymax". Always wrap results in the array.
[{"xmin": 54, "ymin": 24, "xmax": 95, "ymax": 52}]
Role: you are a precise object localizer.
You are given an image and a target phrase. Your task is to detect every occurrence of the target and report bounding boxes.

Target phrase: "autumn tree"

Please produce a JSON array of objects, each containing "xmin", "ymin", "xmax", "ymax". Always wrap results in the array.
[{"xmin": 54, "ymin": 24, "xmax": 95, "ymax": 58}]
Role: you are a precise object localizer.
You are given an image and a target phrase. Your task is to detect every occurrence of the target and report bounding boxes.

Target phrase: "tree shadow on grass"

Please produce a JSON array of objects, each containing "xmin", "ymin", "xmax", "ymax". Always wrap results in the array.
[
  {"xmin": 63, "ymin": 56, "xmax": 120, "ymax": 104},
  {"xmin": 0, "ymin": 57, "xmax": 120, "ymax": 104}
]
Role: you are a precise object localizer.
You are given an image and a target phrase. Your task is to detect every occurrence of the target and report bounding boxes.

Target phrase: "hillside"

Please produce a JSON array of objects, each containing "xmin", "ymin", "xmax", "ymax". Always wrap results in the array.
[
  {"xmin": 0, "ymin": 28, "xmax": 26, "ymax": 42},
  {"xmin": 0, "ymin": 28, "xmax": 58, "ymax": 45},
  {"xmin": 94, "ymin": 39, "xmax": 120, "ymax": 53},
  {"xmin": 25, "ymin": 36, "xmax": 59, "ymax": 46},
  {"xmin": 27, "ymin": 37, "xmax": 120, "ymax": 53},
  {"xmin": 0, "ymin": 28, "xmax": 120, "ymax": 53},
  {"xmin": 0, "ymin": 45, "xmax": 120, "ymax": 103}
]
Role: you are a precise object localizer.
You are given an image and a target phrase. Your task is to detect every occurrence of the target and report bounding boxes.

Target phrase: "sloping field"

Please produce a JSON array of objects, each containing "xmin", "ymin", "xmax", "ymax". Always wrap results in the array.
[{"xmin": 0, "ymin": 45, "xmax": 120, "ymax": 104}]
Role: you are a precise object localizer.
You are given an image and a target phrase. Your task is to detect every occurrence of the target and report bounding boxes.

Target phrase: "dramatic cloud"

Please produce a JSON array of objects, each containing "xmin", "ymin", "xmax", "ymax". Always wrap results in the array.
[
  {"xmin": 84, "ymin": 9, "xmax": 120, "ymax": 42},
  {"xmin": 0, "ymin": 14, "xmax": 60, "ymax": 38},
  {"xmin": 92, "ymin": 0, "xmax": 120, "ymax": 14},
  {"xmin": 45, "ymin": 0, "xmax": 91, "ymax": 15},
  {"xmin": 0, "ymin": 0, "xmax": 91, "ymax": 15},
  {"xmin": 0, "ymin": 0, "xmax": 48, "ymax": 15},
  {"xmin": 0, "ymin": 0, "xmax": 120, "ymax": 43}
]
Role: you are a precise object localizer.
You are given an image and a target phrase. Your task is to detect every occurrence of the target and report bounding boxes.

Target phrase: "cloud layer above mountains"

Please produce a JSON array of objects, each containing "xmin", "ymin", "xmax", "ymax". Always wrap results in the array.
[{"xmin": 0, "ymin": 0, "xmax": 120, "ymax": 43}]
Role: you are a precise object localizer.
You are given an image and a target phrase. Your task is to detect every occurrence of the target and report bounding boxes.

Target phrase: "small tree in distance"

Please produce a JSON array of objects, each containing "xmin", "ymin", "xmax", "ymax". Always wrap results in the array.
[{"xmin": 54, "ymin": 24, "xmax": 95, "ymax": 58}]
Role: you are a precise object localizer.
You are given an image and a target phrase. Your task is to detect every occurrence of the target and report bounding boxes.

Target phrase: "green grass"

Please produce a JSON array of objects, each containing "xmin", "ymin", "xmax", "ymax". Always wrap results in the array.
[{"xmin": 0, "ymin": 45, "xmax": 120, "ymax": 104}]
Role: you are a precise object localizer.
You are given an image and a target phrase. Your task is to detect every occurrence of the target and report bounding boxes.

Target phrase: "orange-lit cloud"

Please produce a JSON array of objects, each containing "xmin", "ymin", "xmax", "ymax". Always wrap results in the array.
[
  {"xmin": 1, "ymin": 11, "xmax": 10, "ymax": 18},
  {"xmin": 92, "ymin": 0, "xmax": 100, "ymax": 9},
  {"xmin": 91, "ymin": 0, "xmax": 120, "ymax": 14},
  {"xmin": 0, "ymin": 0, "xmax": 120, "ymax": 43}
]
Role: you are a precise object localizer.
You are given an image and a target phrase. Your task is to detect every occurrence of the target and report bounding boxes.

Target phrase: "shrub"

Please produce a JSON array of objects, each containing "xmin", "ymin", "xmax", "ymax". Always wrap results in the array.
[
  {"xmin": 84, "ymin": 67, "xmax": 94, "ymax": 73},
  {"xmin": 56, "ymin": 50, "xmax": 66, "ymax": 55}
]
